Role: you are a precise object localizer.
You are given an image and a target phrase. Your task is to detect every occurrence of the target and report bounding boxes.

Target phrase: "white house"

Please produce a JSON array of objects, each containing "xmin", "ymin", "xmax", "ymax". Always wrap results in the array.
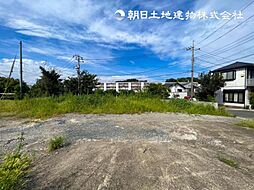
[
  {"xmin": 213, "ymin": 62, "xmax": 254, "ymax": 108},
  {"xmin": 164, "ymin": 82, "xmax": 200, "ymax": 99}
]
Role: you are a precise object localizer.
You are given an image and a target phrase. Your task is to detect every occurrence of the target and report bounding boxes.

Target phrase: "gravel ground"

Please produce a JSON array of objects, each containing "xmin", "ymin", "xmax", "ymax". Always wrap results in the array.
[{"xmin": 0, "ymin": 113, "xmax": 253, "ymax": 190}]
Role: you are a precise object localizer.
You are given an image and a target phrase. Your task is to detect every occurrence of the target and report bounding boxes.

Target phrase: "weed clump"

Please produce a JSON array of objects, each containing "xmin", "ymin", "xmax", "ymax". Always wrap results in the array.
[
  {"xmin": 48, "ymin": 136, "xmax": 66, "ymax": 152},
  {"xmin": 218, "ymin": 154, "xmax": 239, "ymax": 168}
]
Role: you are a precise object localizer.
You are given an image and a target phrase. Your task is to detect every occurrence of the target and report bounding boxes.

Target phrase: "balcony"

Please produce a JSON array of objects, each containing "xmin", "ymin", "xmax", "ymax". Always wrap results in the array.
[{"xmin": 247, "ymin": 78, "xmax": 254, "ymax": 86}]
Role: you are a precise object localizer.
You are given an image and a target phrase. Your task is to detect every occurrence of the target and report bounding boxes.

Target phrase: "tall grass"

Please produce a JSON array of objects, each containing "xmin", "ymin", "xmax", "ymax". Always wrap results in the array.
[
  {"xmin": 0, "ymin": 133, "xmax": 31, "ymax": 190},
  {"xmin": 0, "ymin": 94, "xmax": 229, "ymax": 118}
]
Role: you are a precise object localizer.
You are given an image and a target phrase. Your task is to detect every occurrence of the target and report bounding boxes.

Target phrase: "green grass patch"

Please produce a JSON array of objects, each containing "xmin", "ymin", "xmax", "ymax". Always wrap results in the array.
[
  {"xmin": 0, "ymin": 134, "xmax": 31, "ymax": 190},
  {"xmin": 48, "ymin": 136, "xmax": 66, "ymax": 152},
  {"xmin": 218, "ymin": 154, "xmax": 239, "ymax": 168},
  {"xmin": 236, "ymin": 119, "xmax": 254, "ymax": 129},
  {"xmin": 0, "ymin": 94, "xmax": 230, "ymax": 119}
]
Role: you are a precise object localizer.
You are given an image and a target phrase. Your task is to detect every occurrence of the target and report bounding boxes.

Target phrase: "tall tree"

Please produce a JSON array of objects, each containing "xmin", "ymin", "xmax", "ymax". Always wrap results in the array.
[
  {"xmin": 198, "ymin": 72, "xmax": 225, "ymax": 100},
  {"xmin": 64, "ymin": 70, "xmax": 98, "ymax": 95},
  {"xmin": 31, "ymin": 66, "xmax": 62, "ymax": 97}
]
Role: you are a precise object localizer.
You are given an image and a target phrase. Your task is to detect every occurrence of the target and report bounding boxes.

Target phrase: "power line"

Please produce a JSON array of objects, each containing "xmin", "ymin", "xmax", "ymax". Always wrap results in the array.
[
  {"xmin": 197, "ymin": 0, "xmax": 254, "ymax": 45},
  {"xmin": 209, "ymin": 31, "xmax": 254, "ymax": 55},
  {"xmin": 83, "ymin": 48, "xmax": 185, "ymax": 61},
  {"xmin": 97, "ymin": 59, "xmax": 190, "ymax": 77},
  {"xmin": 198, "ymin": 49, "xmax": 231, "ymax": 61},
  {"xmin": 201, "ymin": 12, "xmax": 254, "ymax": 48},
  {"xmin": 196, "ymin": 51, "xmax": 254, "ymax": 72},
  {"xmin": 129, "ymin": 71, "xmax": 191, "ymax": 80}
]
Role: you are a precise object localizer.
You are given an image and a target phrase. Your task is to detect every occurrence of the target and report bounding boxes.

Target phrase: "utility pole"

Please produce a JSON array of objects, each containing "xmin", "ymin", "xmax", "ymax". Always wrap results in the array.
[
  {"xmin": 73, "ymin": 55, "xmax": 84, "ymax": 95},
  {"xmin": 19, "ymin": 41, "xmax": 23, "ymax": 99},
  {"xmin": 186, "ymin": 40, "xmax": 200, "ymax": 99}
]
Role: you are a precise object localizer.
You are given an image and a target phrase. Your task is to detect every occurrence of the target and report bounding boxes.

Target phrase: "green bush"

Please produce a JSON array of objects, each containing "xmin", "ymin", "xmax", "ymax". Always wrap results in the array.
[
  {"xmin": 0, "ymin": 133, "xmax": 31, "ymax": 190},
  {"xmin": 48, "ymin": 136, "xmax": 66, "ymax": 152},
  {"xmin": 145, "ymin": 83, "xmax": 170, "ymax": 98}
]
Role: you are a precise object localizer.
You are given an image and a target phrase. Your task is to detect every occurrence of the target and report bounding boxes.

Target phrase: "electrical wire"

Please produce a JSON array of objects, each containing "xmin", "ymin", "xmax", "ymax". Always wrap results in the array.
[
  {"xmin": 197, "ymin": 0, "xmax": 254, "ymax": 45},
  {"xmin": 200, "ymin": 13, "xmax": 254, "ymax": 48}
]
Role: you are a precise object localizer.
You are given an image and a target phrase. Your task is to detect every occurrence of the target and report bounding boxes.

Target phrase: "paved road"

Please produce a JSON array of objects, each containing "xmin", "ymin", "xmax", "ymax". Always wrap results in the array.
[{"xmin": 227, "ymin": 108, "xmax": 254, "ymax": 119}]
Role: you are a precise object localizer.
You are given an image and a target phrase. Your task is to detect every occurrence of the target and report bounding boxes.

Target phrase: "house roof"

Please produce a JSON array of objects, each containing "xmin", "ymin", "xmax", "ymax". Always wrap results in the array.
[
  {"xmin": 164, "ymin": 82, "xmax": 186, "ymax": 89},
  {"xmin": 164, "ymin": 82, "xmax": 200, "ymax": 89},
  {"xmin": 213, "ymin": 62, "xmax": 254, "ymax": 72}
]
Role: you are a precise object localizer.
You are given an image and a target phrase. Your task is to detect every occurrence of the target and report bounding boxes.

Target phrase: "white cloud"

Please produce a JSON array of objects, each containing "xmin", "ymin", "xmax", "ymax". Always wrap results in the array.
[
  {"xmin": 0, "ymin": 0, "xmax": 254, "ymax": 79},
  {"xmin": 0, "ymin": 58, "xmax": 76, "ymax": 84}
]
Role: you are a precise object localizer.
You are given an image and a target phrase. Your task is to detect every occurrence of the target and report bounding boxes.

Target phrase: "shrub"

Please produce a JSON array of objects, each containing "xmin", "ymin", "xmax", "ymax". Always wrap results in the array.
[
  {"xmin": 0, "ymin": 133, "xmax": 31, "ymax": 190},
  {"xmin": 48, "ymin": 136, "xmax": 66, "ymax": 152},
  {"xmin": 145, "ymin": 83, "xmax": 169, "ymax": 98}
]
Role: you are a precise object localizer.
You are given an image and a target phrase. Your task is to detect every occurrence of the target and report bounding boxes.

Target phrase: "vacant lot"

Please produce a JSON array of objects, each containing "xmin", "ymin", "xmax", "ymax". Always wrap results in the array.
[{"xmin": 0, "ymin": 113, "xmax": 253, "ymax": 190}]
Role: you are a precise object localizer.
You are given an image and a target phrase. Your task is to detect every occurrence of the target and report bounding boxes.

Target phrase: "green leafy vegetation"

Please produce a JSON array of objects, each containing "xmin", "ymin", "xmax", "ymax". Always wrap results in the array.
[
  {"xmin": 236, "ymin": 120, "xmax": 254, "ymax": 129},
  {"xmin": 145, "ymin": 83, "xmax": 170, "ymax": 98},
  {"xmin": 0, "ymin": 133, "xmax": 31, "ymax": 190},
  {"xmin": 197, "ymin": 72, "xmax": 225, "ymax": 101},
  {"xmin": 0, "ymin": 77, "xmax": 30, "ymax": 99},
  {"xmin": 165, "ymin": 77, "xmax": 200, "ymax": 83},
  {"xmin": 48, "ymin": 136, "xmax": 66, "ymax": 152},
  {"xmin": 0, "ymin": 94, "xmax": 229, "ymax": 119},
  {"xmin": 218, "ymin": 154, "xmax": 239, "ymax": 168}
]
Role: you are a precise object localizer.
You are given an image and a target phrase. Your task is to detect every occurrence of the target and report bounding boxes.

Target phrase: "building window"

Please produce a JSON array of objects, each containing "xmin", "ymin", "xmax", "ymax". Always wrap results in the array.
[
  {"xmin": 239, "ymin": 93, "xmax": 244, "ymax": 103},
  {"xmin": 248, "ymin": 69, "xmax": 254, "ymax": 79},
  {"xmin": 178, "ymin": 89, "xmax": 183, "ymax": 92},
  {"xmin": 223, "ymin": 90, "xmax": 245, "ymax": 104},
  {"xmin": 222, "ymin": 71, "xmax": 236, "ymax": 80}
]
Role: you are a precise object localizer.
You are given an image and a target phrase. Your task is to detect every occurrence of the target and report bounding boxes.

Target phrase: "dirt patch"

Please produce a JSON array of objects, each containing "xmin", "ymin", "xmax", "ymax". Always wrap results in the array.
[{"xmin": 0, "ymin": 113, "xmax": 253, "ymax": 189}]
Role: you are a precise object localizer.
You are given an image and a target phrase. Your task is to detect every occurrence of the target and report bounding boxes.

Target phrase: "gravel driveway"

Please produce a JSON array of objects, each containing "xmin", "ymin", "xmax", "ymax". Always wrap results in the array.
[{"xmin": 0, "ymin": 113, "xmax": 253, "ymax": 190}]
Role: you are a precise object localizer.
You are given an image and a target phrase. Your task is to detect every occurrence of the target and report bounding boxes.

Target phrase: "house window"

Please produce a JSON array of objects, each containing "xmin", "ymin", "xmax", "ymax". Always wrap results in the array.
[
  {"xmin": 234, "ymin": 93, "xmax": 238, "ymax": 102},
  {"xmin": 239, "ymin": 93, "xmax": 244, "ymax": 103},
  {"xmin": 223, "ymin": 90, "xmax": 245, "ymax": 104},
  {"xmin": 248, "ymin": 69, "xmax": 254, "ymax": 78},
  {"xmin": 178, "ymin": 89, "xmax": 183, "ymax": 92},
  {"xmin": 222, "ymin": 71, "xmax": 236, "ymax": 80}
]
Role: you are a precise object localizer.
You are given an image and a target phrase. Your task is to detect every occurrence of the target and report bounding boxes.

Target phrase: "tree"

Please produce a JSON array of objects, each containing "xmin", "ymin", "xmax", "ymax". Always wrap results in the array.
[
  {"xmin": 165, "ymin": 77, "xmax": 200, "ymax": 83},
  {"xmin": 165, "ymin": 78, "xmax": 177, "ymax": 82},
  {"xmin": 116, "ymin": 78, "xmax": 140, "ymax": 82},
  {"xmin": 31, "ymin": 66, "xmax": 62, "ymax": 97},
  {"xmin": 145, "ymin": 83, "xmax": 170, "ymax": 98},
  {"xmin": 64, "ymin": 70, "xmax": 98, "ymax": 95},
  {"xmin": 0, "ymin": 77, "xmax": 30, "ymax": 99},
  {"xmin": 198, "ymin": 72, "xmax": 225, "ymax": 101}
]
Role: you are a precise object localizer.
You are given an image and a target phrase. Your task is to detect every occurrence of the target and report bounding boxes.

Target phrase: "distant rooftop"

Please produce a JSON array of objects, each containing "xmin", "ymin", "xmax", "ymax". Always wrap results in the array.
[{"xmin": 213, "ymin": 62, "xmax": 254, "ymax": 72}]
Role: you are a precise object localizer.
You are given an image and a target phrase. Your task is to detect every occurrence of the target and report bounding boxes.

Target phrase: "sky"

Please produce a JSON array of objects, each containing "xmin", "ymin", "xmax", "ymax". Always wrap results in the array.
[{"xmin": 0, "ymin": 0, "xmax": 254, "ymax": 84}]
